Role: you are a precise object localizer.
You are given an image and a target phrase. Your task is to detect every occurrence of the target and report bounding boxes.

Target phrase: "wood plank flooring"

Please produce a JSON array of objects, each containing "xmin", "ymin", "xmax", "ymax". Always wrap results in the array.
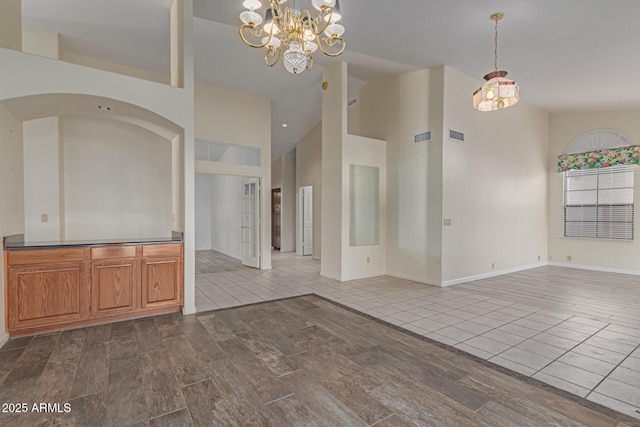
[{"xmin": 1, "ymin": 295, "xmax": 639, "ymax": 426}]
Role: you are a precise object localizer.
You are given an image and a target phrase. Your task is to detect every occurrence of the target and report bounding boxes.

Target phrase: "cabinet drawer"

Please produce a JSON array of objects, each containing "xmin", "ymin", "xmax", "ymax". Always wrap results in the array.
[
  {"xmin": 7, "ymin": 248, "xmax": 86, "ymax": 266},
  {"xmin": 142, "ymin": 244, "xmax": 181, "ymax": 257},
  {"xmin": 91, "ymin": 245, "xmax": 136, "ymax": 260}
]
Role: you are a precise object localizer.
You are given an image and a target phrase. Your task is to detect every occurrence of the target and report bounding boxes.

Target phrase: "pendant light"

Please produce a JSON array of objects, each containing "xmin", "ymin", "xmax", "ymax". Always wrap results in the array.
[{"xmin": 473, "ymin": 13, "xmax": 519, "ymax": 112}]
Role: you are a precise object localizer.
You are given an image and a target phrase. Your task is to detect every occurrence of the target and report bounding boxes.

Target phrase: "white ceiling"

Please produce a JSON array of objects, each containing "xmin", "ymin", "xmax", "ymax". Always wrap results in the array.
[{"xmin": 20, "ymin": 0, "xmax": 640, "ymax": 159}]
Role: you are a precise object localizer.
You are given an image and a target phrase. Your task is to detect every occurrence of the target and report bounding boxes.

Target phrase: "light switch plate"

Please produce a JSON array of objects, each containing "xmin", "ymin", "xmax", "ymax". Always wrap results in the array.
[
  {"xmin": 443, "ymin": 218, "xmax": 452, "ymax": 226},
  {"xmin": 41, "ymin": 214, "xmax": 48, "ymax": 222}
]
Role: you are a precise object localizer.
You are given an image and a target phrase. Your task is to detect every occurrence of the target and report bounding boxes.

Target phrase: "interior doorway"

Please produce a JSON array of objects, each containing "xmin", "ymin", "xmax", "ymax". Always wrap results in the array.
[
  {"xmin": 271, "ymin": 188, "xmax": 281, "ymax": 250},
  {"xmin": 299, "ymin": 185, "xmax": 313, "ymax": 256},
  {"xmin": 195, "ymin": 173, "xmax": 262, "ymax": 270}
]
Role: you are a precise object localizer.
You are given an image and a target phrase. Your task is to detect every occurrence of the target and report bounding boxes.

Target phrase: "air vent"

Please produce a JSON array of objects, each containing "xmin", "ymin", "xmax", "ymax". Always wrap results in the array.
[
  {"xmin": 414, "ymin": 131, "xmax": 432, "ymax": 144},
  {"xmin": 449, "ymin": 129, "xmax": 465, "ymax": 142},
  {"xmin": 347, "ymin": 97, "xmax": 358, "ymax": 107}
]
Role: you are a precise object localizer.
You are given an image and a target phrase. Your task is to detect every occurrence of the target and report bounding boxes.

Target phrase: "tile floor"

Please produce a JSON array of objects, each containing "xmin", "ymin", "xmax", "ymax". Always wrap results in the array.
[{"xmin": 195, "ymin": 250, "xmax": 640, "ymax": 420}]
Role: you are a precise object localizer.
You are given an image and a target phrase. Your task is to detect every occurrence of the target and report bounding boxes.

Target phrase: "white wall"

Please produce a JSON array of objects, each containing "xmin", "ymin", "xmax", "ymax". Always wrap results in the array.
[
  {"xmin": 440, "ymin": 66, "xmax": 549, "ymax": 284},
  {"xmin": 351, "ymin": 69, "xmax": 442, "ymax": 285},
  {"xmin": 272, "ymin": 157, "xmax": 282, "ymax": 189},
  {"xmin": 295, "ymin": 123, "xmax": 322, "ymax": 258},
  {"xmin": 281, "ymin": 152, "xmax": 296, "ymax": 252},
  {"xmin": 0, "ymin": 105, "xmax": 24, "ymax": 345},
  {"xmin": 64, "ymin": 116, "xmax": 173, "ymax": 240},
  {"xmin": 23, "ymin": 117, "xmax": 63, "ymax": 242},
  {"xmin": 548, "ymin": 110, "xmax": 640, "ymax": 272},
  {"xmin": 342, "ymin": 135, "xmax": 387, "ymax": 280},
  {"xmin": 210, "ymin": 174, "xmax": 245, "ymax": 260},
  {"xmin": 22, "ymin": 26, "xmax": 60, "ymax": 59},
  {"xmin": 351, "ymin": 65, "xmax": 548, "ymax": 286},
  {"xmin": 195, "ymin": 173, "xmax": 212, "ymax": 250},
  {"xmin": 321, "ymin": 63, "xmax": 387, "ymax": 281},
  {"xmin": 0, "ymin": 0, "xmax": 21, "ymax": 51},
  {"xmin": 63, "ymin": 51, "xmax": 168, "ymax": 85}
]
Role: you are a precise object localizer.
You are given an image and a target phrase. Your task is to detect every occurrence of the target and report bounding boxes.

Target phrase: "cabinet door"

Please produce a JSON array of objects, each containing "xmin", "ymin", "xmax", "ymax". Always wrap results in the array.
[
  {"xmin": 141, "ymin": 257, "xmax": 182, "ymax": 309},
  {"xmin": 91, "ymin": 259, "xmax": 138, "ymax": 317},
  {"xmin": 7, "ymin": 263, "xmax": 86, "ymax": 331}
]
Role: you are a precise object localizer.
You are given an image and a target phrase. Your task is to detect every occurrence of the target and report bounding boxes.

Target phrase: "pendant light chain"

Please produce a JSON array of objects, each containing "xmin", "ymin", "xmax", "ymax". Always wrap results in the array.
[{"xmin": 494, "ymin": 16, "xmax": 499, "ymax": 72}]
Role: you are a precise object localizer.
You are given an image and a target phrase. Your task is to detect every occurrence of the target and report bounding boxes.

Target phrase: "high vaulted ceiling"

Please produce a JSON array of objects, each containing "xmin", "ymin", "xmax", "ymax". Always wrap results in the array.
[{"xmin": 21, "ymin": 0, "xmax": 640, "ymax": 159}]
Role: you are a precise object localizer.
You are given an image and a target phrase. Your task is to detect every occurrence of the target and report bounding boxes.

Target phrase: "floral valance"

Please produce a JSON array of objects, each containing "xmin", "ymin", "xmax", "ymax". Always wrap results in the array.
[{"xmin": 558, "ymin": 146, "xmax": 640, "ymax": 172}]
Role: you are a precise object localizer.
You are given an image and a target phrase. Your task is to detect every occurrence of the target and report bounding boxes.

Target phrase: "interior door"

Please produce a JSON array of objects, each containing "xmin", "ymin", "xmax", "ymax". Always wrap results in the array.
[
  {"xmin": 272, "ymin": 188, "xmax": 281, "ymax": 250},
  {"xmin": 302, "ymin": 186, "xmax": 313, "ymax": 256},
  {"xmin": 242, "ymin": 178, "xmax": 261, "ymax": 268}
]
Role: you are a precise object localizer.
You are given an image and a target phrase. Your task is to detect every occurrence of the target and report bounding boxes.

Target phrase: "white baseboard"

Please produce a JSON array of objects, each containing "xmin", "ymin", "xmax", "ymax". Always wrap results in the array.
[
  {"xmin": 386, "ymin": 271, "xmax": 438, "ymax": 286},
  {"xmin": 341, "ymin": 272, "xmax": 386, "ymax": 282},
  {"xmin": 260, "ymin": 262, "xmax": 272, "ymax": 270},
  {"xmin": 441, "ymin": 262, "xmax": 548, "ymax": 287},
  {"xmin": 211, "ymin": 248, "xmax": 241, "ymax": 262},
  {"xmin": 312, "ymin": 255, "xmax": 321, "ymax": 261},
  {"xmin": 182, "ymin": 304, "xmax": 197, "ymax": 315},
  {"xmin": 0, "ymin": 331, "xmax": 9, "ymax": 348},
  {"xmin": 548, "ymin": 261, "xmax": 640, "ymax": 276},
  {"xmin": 320, "ymin": 271, "xmax": 342, "ymax": 281}
]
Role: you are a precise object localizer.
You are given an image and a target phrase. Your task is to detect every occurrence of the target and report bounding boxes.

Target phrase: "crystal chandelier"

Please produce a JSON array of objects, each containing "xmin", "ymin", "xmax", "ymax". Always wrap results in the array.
[
  {"xmin": 239, "ymin": 0, "xmax": 346, "ymax": 74},
  {"xmin": 473, "ymin": 13, "xmax": 519, "ymax": 112}
]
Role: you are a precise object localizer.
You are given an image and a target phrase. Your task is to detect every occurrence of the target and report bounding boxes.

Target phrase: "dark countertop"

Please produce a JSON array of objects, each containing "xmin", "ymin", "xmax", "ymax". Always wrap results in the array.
[{"xmin": 4, "ymin": 231, "xmax": 183, "ymax": 250}]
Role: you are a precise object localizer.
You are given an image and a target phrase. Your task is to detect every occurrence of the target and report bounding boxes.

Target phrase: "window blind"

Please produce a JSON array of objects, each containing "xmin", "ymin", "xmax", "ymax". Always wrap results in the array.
[{"xmin": 564, "ymin": 164, "xmax": 634, "ymax": 240}]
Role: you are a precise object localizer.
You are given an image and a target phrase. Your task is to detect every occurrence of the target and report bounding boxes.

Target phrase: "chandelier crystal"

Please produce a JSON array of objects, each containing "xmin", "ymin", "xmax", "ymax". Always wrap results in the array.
[
  {"xmin": 473, "ymin": 13, "xmax": 519, "ymax": 112},
  {"xmin": 239, "ymin": 0, "xmax": 346, "ymax": 74}
]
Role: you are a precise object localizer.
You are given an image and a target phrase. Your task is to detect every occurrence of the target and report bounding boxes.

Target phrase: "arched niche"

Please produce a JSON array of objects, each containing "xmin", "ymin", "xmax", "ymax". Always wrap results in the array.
[
  {"xmin": 2, "ymin": 92, "xmax": 185, "ymax": 238},
  {"xmin": 1, "ymin": 93, "xmax": 182, "ymax": 140}
]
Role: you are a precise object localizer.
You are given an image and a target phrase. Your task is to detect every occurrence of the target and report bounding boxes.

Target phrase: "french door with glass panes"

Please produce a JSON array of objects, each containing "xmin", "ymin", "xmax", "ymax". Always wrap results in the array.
[{"xmin": 241, "ymin": 178, "xmax": 260, "ymax": 268}]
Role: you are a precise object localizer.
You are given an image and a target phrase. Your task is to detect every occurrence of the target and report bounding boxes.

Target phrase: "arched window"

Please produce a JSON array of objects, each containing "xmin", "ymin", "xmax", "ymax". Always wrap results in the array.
[
  {"xmin": 563, "ymin": 129, "xmax": 635, "ymax": 240},
  {"xmin": 564, "ymin": 129, "xmax": 632, "ymax": 154}
]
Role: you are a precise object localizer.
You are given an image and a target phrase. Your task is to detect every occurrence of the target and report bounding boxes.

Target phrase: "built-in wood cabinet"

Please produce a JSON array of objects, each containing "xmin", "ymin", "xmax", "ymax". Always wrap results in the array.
[{"xmin": 5, "ymin": 242, "xmax": 183, "ymax": 336}]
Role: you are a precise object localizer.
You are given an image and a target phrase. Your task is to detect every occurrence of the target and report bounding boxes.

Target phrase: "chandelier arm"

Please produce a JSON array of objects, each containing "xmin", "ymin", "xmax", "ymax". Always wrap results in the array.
[
  {"xmin": 280, "ymin": 7, "xmax": 291, "ymax": 39},
  {"xmin": 239, "ymin": 24, "xmax": 271, "ymax": 48},
  {"xmin": 306, "ymin": 54, "xmax": 314, "ymax": 71},
  {"xmin": 265, "ymin": 42, "xmax": 283, "ymax": 67},
  {"xmin": 312, "ymin": 7, "xmax": 333, "ymax": 36},
  {"xmin": 301, "ymin": 9, "xmax": 318, "ymax": 36},
  {"xmin": 239, "ymin": 1, "xmax": 282, "ymax": 49},
  {"xmin": 316, "ymin": 36, "xmax": 346, "ymax": 57}
]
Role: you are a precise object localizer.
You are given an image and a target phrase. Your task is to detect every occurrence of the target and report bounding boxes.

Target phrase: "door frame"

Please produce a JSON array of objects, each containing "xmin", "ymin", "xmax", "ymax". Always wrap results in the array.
[
  {"xmin": 271, "ymin": 188, "xmax": 282, "ymax": 250},
  {"xmin": 298, "ymin": 185, "xmax": 313, "ymax": 257},
  {"xmin": 241, "ymin": 178, "xmax": 261, "ymax": 268}
]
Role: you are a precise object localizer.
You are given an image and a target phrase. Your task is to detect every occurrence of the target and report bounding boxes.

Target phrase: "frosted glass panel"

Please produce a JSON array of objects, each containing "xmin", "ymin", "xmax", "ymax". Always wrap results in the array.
[
  {"xmin": 350, "ymin": 165, "xmax": 380, "ymax": 246},
  {"xmin": 195, "ymin": 140, "xmax": 209, "ymax": 161},
  {"xmin": 243, "ymin": 146, "xmax": 261, "ymax": 166},
  {"xmin": 195, "ymin": 139, "xmax": 261, "ymax": 167},
  {"xmin": 209, "ymin": 143, "xmax": 228, "ymax": 161}
]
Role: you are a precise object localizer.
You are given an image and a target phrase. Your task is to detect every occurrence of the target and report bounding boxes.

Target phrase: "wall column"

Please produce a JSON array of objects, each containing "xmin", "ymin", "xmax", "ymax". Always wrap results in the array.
[
  {"xmin": 320, "ymin": 62, "xmax": 348, "ymax": 280},
  {"xmin": 0, "ymin": 0, "xmax": 21, "ymax": 51},
  {"xmin": 171, "ymin": 0, "xmax": 196, "ymax": 314}
]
